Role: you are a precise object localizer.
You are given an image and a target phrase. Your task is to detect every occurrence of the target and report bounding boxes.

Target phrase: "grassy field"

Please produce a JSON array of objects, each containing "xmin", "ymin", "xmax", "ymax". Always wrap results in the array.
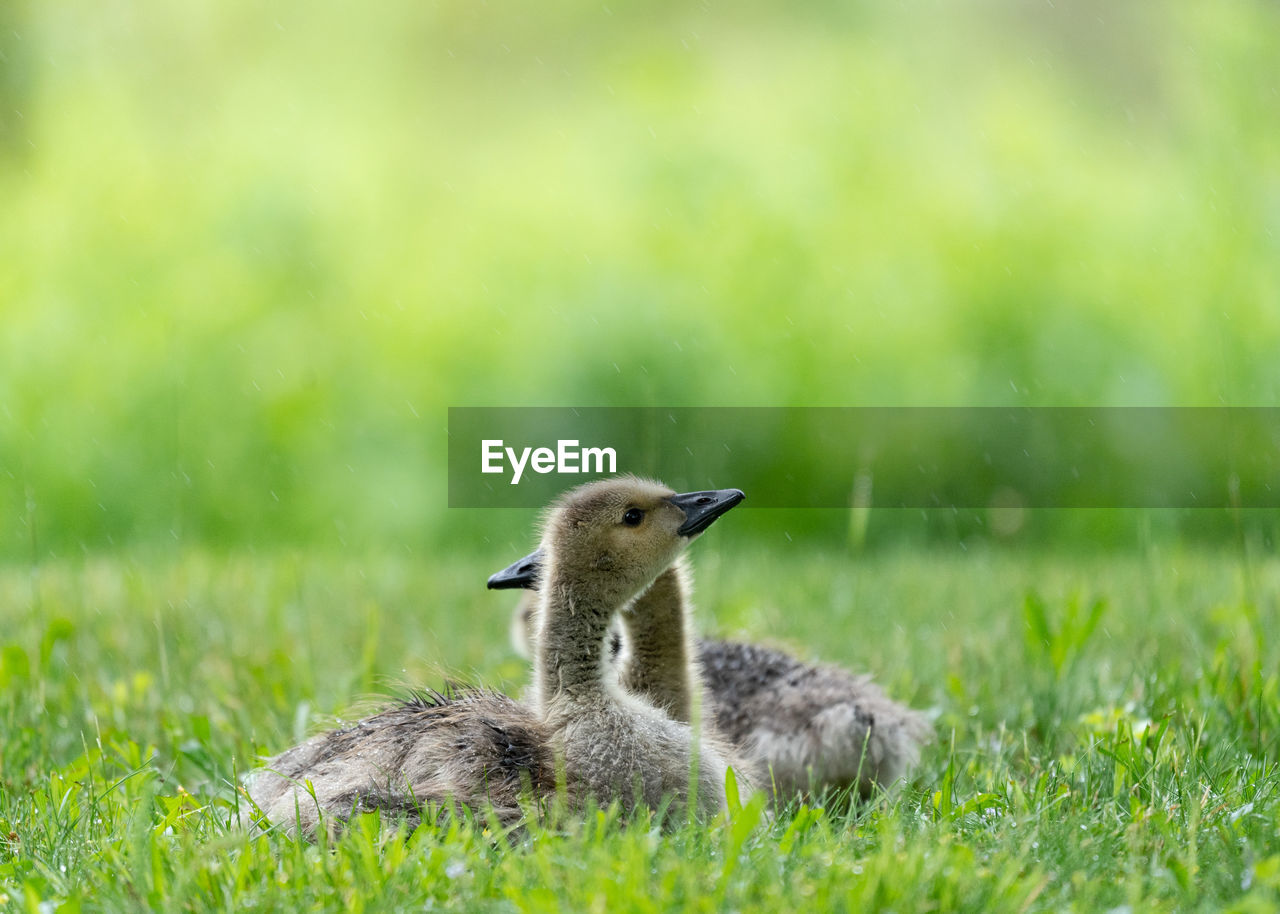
[
  {"xmin": 2, "ymin": 541, "xmax": 1278, "ymax": 912},
  {"xmin": 4, "ymin": 0, "xmax": 1278, "ymax": 909}
]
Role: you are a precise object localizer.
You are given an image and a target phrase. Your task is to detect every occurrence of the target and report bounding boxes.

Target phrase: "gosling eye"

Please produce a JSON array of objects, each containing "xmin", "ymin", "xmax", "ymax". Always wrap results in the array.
[{"xmin": 622, "ymin": 508, "xmax": 645, "ymax": 527}]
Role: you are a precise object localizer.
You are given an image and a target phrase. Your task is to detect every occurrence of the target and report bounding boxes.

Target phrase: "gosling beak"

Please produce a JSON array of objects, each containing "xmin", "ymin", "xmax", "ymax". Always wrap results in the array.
[
  {"xmin": 486, "ymin": 549, "xmax": 543, "ymax": 590},
  {"xmin": 670, "ymin": 488, "xmax": 746, "ymax": 536}
]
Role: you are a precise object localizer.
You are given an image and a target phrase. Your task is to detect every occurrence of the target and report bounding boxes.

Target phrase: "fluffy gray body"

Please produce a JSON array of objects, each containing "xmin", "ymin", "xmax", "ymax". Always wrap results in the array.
[
  {"xmin": 697, "ymin": 639, "xmax": 931, "ymax": 798},
  {"xmin": 547, "ymin": 689, "xmax": 739, "ymax": 815},
  {"xmin": 245, "ymin": 689, "xmax": 555, "ymax": 838}
]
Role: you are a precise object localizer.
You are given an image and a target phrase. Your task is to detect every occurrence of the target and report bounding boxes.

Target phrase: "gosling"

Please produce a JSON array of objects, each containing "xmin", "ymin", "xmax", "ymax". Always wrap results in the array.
[
  {"xmin": 492, "ymin": 552, "xmax": 932, "ymax": 800},
  {"xmin": 245, "ymin": 477, "xmax": 753, "ymax": 838},
  {"xmin": 527, "ymin": 479, "xmax": 754, "ymax": 816}
]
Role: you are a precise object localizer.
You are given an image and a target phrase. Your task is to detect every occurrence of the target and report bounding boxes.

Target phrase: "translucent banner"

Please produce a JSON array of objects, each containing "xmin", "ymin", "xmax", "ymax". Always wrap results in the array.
[{"xmin": 447, "ymin": 407, "xmax": 1280, "ymax": 509}]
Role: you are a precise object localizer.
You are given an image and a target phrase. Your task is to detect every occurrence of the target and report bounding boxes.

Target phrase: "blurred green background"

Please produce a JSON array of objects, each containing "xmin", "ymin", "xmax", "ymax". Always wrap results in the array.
[{"xmin": 2, "ymin": 0, "xmax": 1278, "ymax": 557}]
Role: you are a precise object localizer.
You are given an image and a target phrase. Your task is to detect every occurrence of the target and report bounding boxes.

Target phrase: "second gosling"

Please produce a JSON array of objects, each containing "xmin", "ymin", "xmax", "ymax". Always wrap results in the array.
[{"xmin": 494, "ymin": 555, "xmax": 931, "ymax": 800}]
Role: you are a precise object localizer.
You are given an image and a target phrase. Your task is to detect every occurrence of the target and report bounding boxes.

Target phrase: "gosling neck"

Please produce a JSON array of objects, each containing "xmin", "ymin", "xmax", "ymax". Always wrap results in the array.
[
  {"xmin": 534, "ymin": 565, "xmax": 642, "ymax": 712},
  {"xmin": 618, "ymin": 563, "xmax": 696, "ymax": 722}
]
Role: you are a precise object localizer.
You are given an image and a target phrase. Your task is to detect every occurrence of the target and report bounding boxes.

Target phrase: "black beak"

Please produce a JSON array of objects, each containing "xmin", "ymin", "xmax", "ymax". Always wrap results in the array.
[
  {"xmin": 486, "ymin": 549, "xmax": 544, "ymax": 590},
  {"xmin": 670, "ymin": 488, "xmax": 745, "ymax": 536}
]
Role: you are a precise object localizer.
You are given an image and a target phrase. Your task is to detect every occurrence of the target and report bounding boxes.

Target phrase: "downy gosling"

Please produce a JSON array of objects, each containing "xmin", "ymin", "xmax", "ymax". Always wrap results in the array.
[{"xmin": 245, "ymin": 477, "xmax": 755, "ymax": 838}]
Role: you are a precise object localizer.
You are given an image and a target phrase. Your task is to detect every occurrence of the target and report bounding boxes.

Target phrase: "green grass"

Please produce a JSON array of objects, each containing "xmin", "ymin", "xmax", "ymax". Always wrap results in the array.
[
  {"xmin": 2, "ymin": 543, "xmax": 1279, "ymax": 911},
  {"xmin": 4, "ymin": 2, "xmax": 1277, "ymax": 907}
]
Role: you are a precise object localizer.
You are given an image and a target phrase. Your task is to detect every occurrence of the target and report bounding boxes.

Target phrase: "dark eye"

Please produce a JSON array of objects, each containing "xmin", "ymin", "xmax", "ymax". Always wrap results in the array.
[{"xmin": 622, "ymin": 508, "xmax": 644, "ymax": 526}]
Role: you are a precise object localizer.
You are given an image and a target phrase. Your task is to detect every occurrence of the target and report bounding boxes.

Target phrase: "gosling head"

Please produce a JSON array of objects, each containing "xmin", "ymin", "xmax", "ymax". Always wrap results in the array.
[{"xmin": 500, "ymin": 477, "xmax": 743, "ymax": 605}]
